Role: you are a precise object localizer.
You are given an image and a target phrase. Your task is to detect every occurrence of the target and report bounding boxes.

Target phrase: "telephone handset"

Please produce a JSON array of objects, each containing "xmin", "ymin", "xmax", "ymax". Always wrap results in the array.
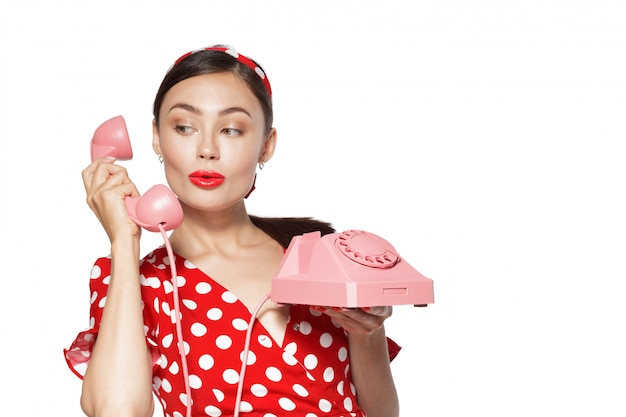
[
  {"xmin": 270, "ymin": 230, "xmax": 435, "ymax": 308},
  {"xmin": 90, "ymin": 116, "xmax": 184, "ymax": 232}
]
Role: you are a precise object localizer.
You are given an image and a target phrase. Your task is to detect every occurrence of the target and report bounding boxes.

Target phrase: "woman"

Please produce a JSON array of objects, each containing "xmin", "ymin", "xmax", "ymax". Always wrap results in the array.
[{"xmin": 65, "ymin": 45, "xmax": 400, "ymax": 417}]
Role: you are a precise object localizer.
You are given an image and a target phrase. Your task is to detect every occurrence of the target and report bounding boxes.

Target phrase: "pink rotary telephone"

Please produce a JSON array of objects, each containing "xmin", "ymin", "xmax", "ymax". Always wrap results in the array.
[{"xmin": 271, "ymin": 230, "xmax": 434, "ymax": 307}]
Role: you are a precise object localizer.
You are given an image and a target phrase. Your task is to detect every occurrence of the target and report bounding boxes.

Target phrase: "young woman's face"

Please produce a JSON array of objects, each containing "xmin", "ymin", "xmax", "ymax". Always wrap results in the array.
[{"xmin": 153, "ymin": 72, "xmax": 276, "ymax": 212}]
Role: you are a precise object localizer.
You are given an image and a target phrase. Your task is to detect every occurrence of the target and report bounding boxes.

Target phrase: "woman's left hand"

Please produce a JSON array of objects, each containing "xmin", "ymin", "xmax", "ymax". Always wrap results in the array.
[{"xmin": 312, "ymin": 306, "xmax": 393, "ymax": 335}]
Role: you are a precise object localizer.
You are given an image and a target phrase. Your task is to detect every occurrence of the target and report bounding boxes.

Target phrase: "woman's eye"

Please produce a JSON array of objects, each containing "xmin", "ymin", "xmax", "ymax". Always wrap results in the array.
[
  {"xmin": 222, "ymin": 127, "xmax": 242, "ymax": 136},
  {"xmin": 174, "ymin": 125, "xmax": 194, "ymax": 135}
]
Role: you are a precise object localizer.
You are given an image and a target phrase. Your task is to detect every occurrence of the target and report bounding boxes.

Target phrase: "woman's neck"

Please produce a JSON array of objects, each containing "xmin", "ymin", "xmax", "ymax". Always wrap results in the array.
[{"xmin": 167, "ymin": 203, "xmax": 268, "ymax": 258}]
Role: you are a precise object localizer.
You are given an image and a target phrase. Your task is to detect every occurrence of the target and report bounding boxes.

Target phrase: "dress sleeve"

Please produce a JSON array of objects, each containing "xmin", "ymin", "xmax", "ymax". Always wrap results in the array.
[
  {"xmin": 387, "ymin": 337, "xmax": 402, "ymax": 362},
  {"xmin": 63, "ymin": 256, "xmax": 161, "ymax": 379}
]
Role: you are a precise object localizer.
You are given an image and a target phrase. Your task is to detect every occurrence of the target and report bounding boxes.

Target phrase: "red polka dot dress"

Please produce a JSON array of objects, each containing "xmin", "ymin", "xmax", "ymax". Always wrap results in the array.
[{"xmin": 65, "ymin": 246, "xmax": 401, "ymax": 416}]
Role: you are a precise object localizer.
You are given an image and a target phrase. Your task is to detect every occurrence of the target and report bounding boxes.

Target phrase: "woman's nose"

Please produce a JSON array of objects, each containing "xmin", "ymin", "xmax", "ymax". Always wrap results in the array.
[{"xmin": 198, "ymin": 132, "xmax": 219, "ymax": 160}]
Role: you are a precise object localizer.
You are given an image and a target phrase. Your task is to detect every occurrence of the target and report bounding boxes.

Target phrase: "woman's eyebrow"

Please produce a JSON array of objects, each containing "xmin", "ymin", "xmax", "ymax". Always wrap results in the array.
[
  {"xmin": 167, "ymin": 104, "xmax": 252, "ymax": 119},
  {"xmin": 219, "ymin": 107, "xmax": 252, "ymax": 119},
  {"xmin": 168, "ymin": 103, "xmax": 202, "ymax": 115}
]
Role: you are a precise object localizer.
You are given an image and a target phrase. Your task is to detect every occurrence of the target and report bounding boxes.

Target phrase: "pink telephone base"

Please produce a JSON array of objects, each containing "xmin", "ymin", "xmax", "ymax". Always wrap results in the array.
[{"xmin": 270, "ymin": 230, "xmax": 435, "ymax": 308}]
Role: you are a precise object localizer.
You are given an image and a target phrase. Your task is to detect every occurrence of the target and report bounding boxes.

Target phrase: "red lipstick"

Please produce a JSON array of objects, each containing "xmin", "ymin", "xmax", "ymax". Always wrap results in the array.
[{"xmin": 189, "ymin": 170, "xmax": 225, "ymax": 188}]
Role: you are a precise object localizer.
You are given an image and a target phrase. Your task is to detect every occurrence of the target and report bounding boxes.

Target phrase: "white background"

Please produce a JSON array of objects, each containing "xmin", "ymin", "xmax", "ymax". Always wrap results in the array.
[{"xmin": 1, "ymin": 1, "xmax": 625, "ymax": 416}]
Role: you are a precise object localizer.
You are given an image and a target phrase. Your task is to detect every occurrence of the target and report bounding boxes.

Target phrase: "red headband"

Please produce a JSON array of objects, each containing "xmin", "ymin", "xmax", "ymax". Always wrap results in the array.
[{"xmin": 170, "ymin": 45, "xmax": 272, "ymax": 97}]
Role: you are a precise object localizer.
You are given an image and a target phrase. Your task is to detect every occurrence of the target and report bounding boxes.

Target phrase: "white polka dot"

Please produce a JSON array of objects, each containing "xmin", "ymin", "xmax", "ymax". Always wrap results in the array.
[
  {"xmin": 240, "ymin": 349, "xmax": 257, "ymax": 365},
  {"xmin": 309, "ymin": 307, "xmax": 323, "ymax": 316},
  {"xmin": 161, "ymin": 378, "xmax": 172, "ymax": 393},
  {"xmin": 298, "ymin": 320, "xmax": 312, "ymax": 335},
  {"xmin": 305, "ymin": 414, "xmax": 318, "ymax": 417},
  {"xmin": 344, "ymin": 396, "xmax": 354, "ymax": 411},
  {"xmin": 173, "ymin": 275, "xmax": 186, "ymax": 287},
  {"xmin": 141, "ymin": 275, "xmax": 161, "ymax": 288},
  {"xmin": 182, "ymin": 299, "xmax": 197, "ymax": 310},
  {"xmin": 152, "ymin": 376, "xmax": 162, "ymax": 390},
  {"xmin": 304, "ymin": 354, "xmax": 318, "ymax": 370},
  {"xmin": 239, "ymin": 401, "xmax": 253, "ymax": 412},
  {"xmin": 198, "ymin": 354, "xmax": 214, "ymax": 370},
  {"xmin": 232, "ymin": 318, "xmax": 249, "ymax": 331},
  {"xmin": 169, "ymin": 361, "xmax": 179, "ymax": 375},
  {"xmin": 190, "ymin": 322, "xmax": 207, "ymax": 337},
  {"xmin": 204, "ymin": 405, "xmax": 222, "ymax": 416},
  {"xmin": 90, "ymin": 265, "xmax": 102, "ymax": 279},
  {"xmin": 161, "ymin": 302, "xmax": 171, "ymax": 317},
  {"xmin": 163, "ymin": 280, "xmax": 173, "ymax": 294},
  {"xmin": 90, "ymin": 291, "xmax": 97, "ymax": 304},
  {"xmin": 320, "ymin": 333, "xmax": 333, "ymax": 348},
  {"xmin": 170, "ymin": 307, "xmax": 181, "ymax": 324},
  {"xmin": 338, "ymin": 346, "xmax": 348, "ymax": 362},
  {"xmin": 103, "ymin": 275, "xmax": 111, "ymax": 284},
  {"xmin": 255, "ymin": 67, "xmax": 266, "ymax": 79},
  {"xmin": 279, "ymin": 397, "xmax": 296, "ymax": 411},
  {"xmin": 258, "ymin": 334, "xmax": 273, "ymax": 348},
  {"xmin": 184, "ymin": 260, "xmax": 196, "ymax": 269},
  {"xmin": 221, "ymin": 291, "xmax": 237, "ymax": 303},
  {"xmin": 349, "ymin": 381, "xmax": 357, "ymax": 395},
  {"xmin": 162, "ymin": 333, "xmax": 173, "ymax": 348},
  {"xmin": 293, "ymin": 383, "xmax": 309, "ymax": 397},
  {"xmin": 98, "ymin": 296, "xmax": 106, "ymax": 308},
  {"xmin": 207, "ymin": 307, "xmax": 223, "ymax": 320},
  {"xmin": 224, "ymin": 48, "xmax": 239, "ymax": 57},
  {"xmin": 196, "ymin": 282, "xmax": 212, "ymax": 294},
  {"xmin": 158, "ymin": 354, "xmax": 168, "ymax": 369},
  {"xmin": 251, "ymin": 383, "xmax": 268, "ymax": 397},
  {"xmin": 337, "ymin": 380, "xmax": 345, "ymax": 396},
  {"xmin": 223, "ymin": 368, "xmax": 240, "ymax": 384},
  {"xmin": 265, "ymin": 366, "xmax": 282, "ymax": 382},
  {"xmin": 212, "ymin": 388, "xmax": 225, "ymax": 402},
  {"xmin": 323, "ymin": 367, "xmax": 335, "ymax": 382},
  {"xmin": 284, "ymin": 341, "xmax": 297, "ymax": 355},
  {"xmin": 216, "ymin": 335, "xmax": 232, "ymax": 349},
  {"xmin": 189, "ymin": 374, "xmax": 202, "ymax": 389},
  {"xmin": 153, "ymin": 297, "xmax": 160, "ymax": 313},
  {"xmin": 282, "ymin": 351, "xmax": 298, "ymax": 366},
  {"xmin": 318, "ymin": 398, "xmax": 332, "ymax": 413}
]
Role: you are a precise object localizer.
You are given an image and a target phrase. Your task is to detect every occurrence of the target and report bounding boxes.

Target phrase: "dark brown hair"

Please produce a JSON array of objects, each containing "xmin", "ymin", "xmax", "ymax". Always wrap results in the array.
[
  {"xmin": 152, "ymin": 47, "xmax": 273, "ymax": 136},
  {"xmin": 250, "ymin": 216, "xmax": 336, "ymax": 249}
]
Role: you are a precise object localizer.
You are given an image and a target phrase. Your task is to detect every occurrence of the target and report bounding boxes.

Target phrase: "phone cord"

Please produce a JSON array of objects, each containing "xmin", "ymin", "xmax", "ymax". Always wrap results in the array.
[
  {"xmin": 159, "ymin": 225, "xmax": 192, "ymax": 417},
  {"xmin": 159, "ymin": 224, "xmax": 272, "ymax": 417},
  {"xmin": 235, "ymin": 292, "xmax": 271, "ymax": 417}
]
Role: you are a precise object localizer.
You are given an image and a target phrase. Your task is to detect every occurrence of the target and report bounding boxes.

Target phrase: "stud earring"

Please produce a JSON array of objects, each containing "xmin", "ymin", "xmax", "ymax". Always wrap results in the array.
[
  {"xmin": 158, "ymin": 154, "xmax": 164, "ymax": 163},
  {"xmin": 259, "ymin": 161, "xmax": 265, "ymax": 170}
]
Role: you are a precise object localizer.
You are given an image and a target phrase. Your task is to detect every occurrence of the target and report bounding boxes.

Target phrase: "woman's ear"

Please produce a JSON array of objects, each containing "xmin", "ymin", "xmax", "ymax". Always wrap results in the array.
[
  {"xmin": 152, "ymin": 119, "xmax": 162, "ymax": 156},
  {"xmin": 260, "ymin": 128, "xmax": 277, "ymax": 163}
]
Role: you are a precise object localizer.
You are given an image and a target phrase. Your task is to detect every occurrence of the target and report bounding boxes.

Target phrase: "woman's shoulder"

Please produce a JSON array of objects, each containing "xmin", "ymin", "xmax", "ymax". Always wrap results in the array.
[{"xmin": 249, "ymin": 215, "xmax": 335, "ymax": 249}]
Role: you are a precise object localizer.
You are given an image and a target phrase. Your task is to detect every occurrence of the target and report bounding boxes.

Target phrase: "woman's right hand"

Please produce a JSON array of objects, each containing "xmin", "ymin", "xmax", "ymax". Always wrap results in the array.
[{"xmin": 82, "ymin": 157, "xmax": 142, "ymax": 242}]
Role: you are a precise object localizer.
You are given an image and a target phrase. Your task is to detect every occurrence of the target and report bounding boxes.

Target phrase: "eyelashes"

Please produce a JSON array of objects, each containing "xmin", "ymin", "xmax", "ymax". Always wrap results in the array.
[{"xmin": 173, "ymin": 125, "xmax": 244, "ymax": 137}]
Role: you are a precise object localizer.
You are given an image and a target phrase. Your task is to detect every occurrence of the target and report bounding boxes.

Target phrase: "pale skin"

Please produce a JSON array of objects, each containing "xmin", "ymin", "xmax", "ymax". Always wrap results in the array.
[{"xmin": 80, "ymin": 72, "xmax": 399, "ymax": 417}]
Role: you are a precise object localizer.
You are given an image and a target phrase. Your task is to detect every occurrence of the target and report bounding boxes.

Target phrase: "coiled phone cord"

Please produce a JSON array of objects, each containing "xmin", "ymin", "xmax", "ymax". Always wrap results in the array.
[{"xmin": 159, "ymin": 224, "xmax": 271, "ymax": 417}]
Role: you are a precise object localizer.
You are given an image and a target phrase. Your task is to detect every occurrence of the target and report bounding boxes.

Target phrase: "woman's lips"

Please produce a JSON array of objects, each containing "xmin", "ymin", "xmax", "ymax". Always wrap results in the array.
[{"xmin": 189, "ymin": 170, "xmax": 225, "ymax": 188}]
